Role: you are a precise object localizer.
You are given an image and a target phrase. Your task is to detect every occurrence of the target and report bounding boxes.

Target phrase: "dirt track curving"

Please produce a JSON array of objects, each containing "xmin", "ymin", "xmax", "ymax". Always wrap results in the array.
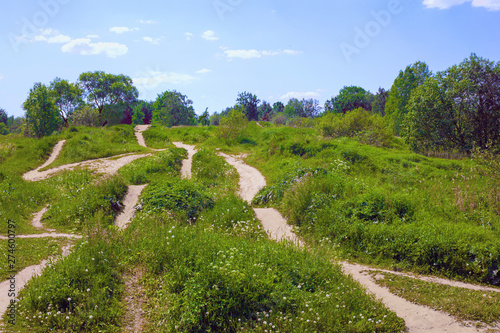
[
  {"xmin": 116, "ymin": 184, "xmax": 148, "ymax": 230},
  {"xmin": 173, "ymin": 142, "xmax": 197, "ymax": 179},
  {"xmin": 215, "ymin": 148, "xmax": 497, "ymax": 333}
]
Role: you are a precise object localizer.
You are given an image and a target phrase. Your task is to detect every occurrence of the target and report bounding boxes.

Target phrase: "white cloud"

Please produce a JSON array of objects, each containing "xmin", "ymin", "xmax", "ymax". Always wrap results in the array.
[
  {"xmin": 86, "ymin": 34, "xmax": 100, "ymax": 39},
  {"xmin": 280, "ymin": 91, "xmax": 321, "ymax": 100},
  {"xmin": 133, "ymin": 71, "xmax": 196, "ymax": 90},
  {"xmin": 185, "ymin": 32, "xmax": 194, "ymax": 41},
  {"xmin": 139, "ymin": 19, "xmax": 158, "ymax": 24},
  {"xmin": 202, "ymin": 30, "xmax": 219, "ymax": 41},
  {"xmin": 110, "ymin": 26, "xmax": 139, "ymax": 34},
  {"xmin": 31, "ymin": 29, "xmax": 71, "ymax": 44},
  {"xmin": 423, "ymin": 0, "xmax": 500, "ymax": 10},
  {"xmin": 142, "ymin": 36, "xmax": 162, "ymax": 45},
  {"xmin": 196, "ymin": 68, "xmax": 212, "ymax": 74},
  {"xmin": 61, "ymin": 38, "xmax": 128, "ymax": 58},
  {"xmin": 224, "ymin": 49, "xmax": 301, "ymax": 59},
  {"xmin": 0, "ymin": 74, "xmax": 4, "ymax": 80}
]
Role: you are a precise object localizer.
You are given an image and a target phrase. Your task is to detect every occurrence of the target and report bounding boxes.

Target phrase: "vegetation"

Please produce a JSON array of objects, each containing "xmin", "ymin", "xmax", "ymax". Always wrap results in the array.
[
  {"xmin": 152, "ymin": 90, "xmax": 196, "ymax": 127},
  {"xmin": 23, "ymin": 82, "xmax": 61, "ymax": 138}
]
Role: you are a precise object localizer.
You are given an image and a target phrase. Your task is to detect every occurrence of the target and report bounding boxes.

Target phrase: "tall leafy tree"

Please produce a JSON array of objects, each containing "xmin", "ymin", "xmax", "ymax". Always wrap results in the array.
[
  {"xmin": 302, "ymin": 99, "xmax": 322, "ymax": 118},
  {"xmin": 385, "ymin": 61, "xmax": 432, "ymax": 134},
  {"xmin": 132, "ymin": 100, "xmax": 154, "ymax": 125},
  {"xmin": 328, "ymin": 86, "xmax": 373, "ymax": 115},
  {"xmin": 0, "ymin": 108, "xmax": 7, "ymax": 125},
  {"xmin": 284, "ymin": 98, "xmax": 304, "ymax": 118},
  {"xmin": 198, "ymin": 108, "xmax": 210, "ymax": 126},
  {"xmin": 236, "ymin": 92, "xmax": 260, "ymax": 121},
  {"xmin": 272, "ymin": 101, "xmax": 284, "ymax": 114},
  {"xmin": 405, "ymin": 54, "xmax": 500, "ymax": 153},
  {"xmin": 153, "ymin": 90, "xmax": 196, "ymax": 127},
  {"xmin": 50, "ymin": 78, "xmax": 83, "ymax": 127},
  {"xmin": 258, "ymin": 101, "xmax": 273, "ymax": 120},
  {"xmin": 372, "ymin": 87, "xmax": 390, "ymax": 116},
  {"xmin": 23, "ymin": 82, "xmax": 60, "ymax": 138},
  {"xmin": 79, "ymin": 71, "xmax": 138, "ymax": 125}
]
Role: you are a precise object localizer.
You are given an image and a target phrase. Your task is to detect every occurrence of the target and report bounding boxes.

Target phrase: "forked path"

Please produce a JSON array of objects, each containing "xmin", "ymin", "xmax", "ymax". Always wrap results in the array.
[{"xmin": 213, "ymin": 148, "xmax": 496, "ymax": 333}]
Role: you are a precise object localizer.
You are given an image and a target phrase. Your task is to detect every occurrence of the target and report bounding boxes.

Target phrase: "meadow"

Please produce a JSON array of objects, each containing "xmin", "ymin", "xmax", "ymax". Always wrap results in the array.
[{"xmin": 1, "ymin": 122, "xmax": 499, "ymax": 332}]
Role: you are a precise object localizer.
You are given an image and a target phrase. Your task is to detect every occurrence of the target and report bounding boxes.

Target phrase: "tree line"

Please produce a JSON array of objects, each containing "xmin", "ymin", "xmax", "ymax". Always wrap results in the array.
[{"xmin": 1, "ymin": 53, "xmax": 498, "ymax": 153}]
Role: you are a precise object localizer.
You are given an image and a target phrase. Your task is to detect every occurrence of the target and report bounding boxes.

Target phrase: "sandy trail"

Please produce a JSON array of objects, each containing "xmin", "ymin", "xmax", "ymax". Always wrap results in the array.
[
  {"xmin": 134, "ymin": 125, "xmax": 150, "ymax": 148},
  {"xmin": 342, "ymin": 263, "xmax": 497, "ymax": 332},
  {"xmin": 345, "ymin": 262, "xmax": 500, "ymax": 294},
  {"xmin": 217, "ymin": 149, "xmax": 496, "ymax": 333},
  {"xmin": 23, "ymin": 153, "xmax": 152, "ymax": 182},
  {"xmin": 217, "ymin": 152, "xmax": 266, "ymax": 203},
  {"xmin": 0, "ymin": 233, "xmax": 82, "ymax": 240},
  {"xmin": 31, "ymin": 205, "xmax": 49, "ymax": 229},
  {"xmin": 173, "ymin": 142, "xmax": 197, "ymax": 179},
  {"xmin": 116, "ymin": 185, "xmax": 148, "ymax": 230},
  {"xmin": 0, "ymin": 244, "xmax": 74, "ymax": 324}
]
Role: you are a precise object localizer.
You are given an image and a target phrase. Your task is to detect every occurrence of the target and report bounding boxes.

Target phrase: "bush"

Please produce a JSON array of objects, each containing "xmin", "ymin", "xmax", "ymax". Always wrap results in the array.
[
  {"xmin": 140, "ymin": 179, "xmax": 214, "ymax": 221},
  {"xmin": 319, "ymin": 108, "xmax": 393, "ymax": 147},
  {"xmin": 218, "ymin": 106, "xmax": 249, "ymax": 144}
]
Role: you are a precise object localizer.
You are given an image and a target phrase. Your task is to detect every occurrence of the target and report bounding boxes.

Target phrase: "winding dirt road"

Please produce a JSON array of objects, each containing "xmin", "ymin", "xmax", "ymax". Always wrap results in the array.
[{"xmin": 172, "ymin": 142, "xmax": 197, "ymax": 179}]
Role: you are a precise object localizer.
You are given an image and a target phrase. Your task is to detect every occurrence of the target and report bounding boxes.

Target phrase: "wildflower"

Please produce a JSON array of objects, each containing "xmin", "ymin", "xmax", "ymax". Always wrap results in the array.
[
  {"xmin": 89, "ymin": 315, "xmax": 93, "ymax": 319},
  {"xmin": 87, "ymin": 288, "xmax": 90, "ymax": 292}
]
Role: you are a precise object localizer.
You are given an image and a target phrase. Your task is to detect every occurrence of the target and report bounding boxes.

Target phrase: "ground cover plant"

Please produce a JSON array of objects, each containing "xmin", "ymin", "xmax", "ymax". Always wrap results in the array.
[
  {"xmin": 369, "ymin": 270, "xmax": 500, "ymax": 326},
  {"xmin": 5, "ymin": 227, "xmax": 125, "ymax": 333},
  {"xmin": 0, "ymin": 237, "xmax": 68, "ymax": 280}
]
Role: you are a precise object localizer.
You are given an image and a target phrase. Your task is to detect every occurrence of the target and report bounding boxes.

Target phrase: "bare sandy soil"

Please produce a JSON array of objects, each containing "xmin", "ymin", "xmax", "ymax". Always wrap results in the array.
[
  {"xmin": 253, "ymin": 208, "xmax": 304, "ymax": 246},
  {"xmin": 122, "ymin": 267, "xmax": 146, "ymax": 332},
  {"xmin": 172, "ymin": 142, "xmax": 197, "ymax": 179},
  {"xmin": 116, "ymin": 184, "xmax": 148, "ymax": 230},
  {"xmin": 23, "ymin": 152, "xmax": 152, "ymax": 182},
  {"xmin": 134, "ymin": 125, "xmax": 150, "ymax": 148}
]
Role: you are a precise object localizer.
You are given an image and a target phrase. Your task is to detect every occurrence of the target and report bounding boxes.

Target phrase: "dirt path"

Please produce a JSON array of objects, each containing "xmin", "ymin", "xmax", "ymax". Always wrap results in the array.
[
  {"xmin": 0, "ymin": 233, "xmax": 82, "ymax": 240},
  {"xmin": 345, "ymin": 262, "xmax": 500, "ymax": 294},
  {"xmin": 0, "ymin": 244, "xmax": 74, "ymax": 325},
  {"xmin": 122, "ymin": 267, "xmax": 146, "ymax": 332},
  {"xmin": 216, "ymin": 149, "xmax": 496, "ymax": 333},
  {"xmin": 172, "ymin": 142, "xmax": 197, "ymax": 179},
  {"xmin": 217, "ymin": 152, "xmax": 266, "ymax": 203},
  {"xmin": 116, "ymin": 185, "xmax": 148, "ymax": 230},
  {"xmin": 134, "ymin": 125, "xmax": 151, "ymax": 148},
  {"xmin": 23, "ymin": 153, "xmax": 152, "ymax": 182},
  {"xmin": 342, "ymin": 263, "xmax": 496, "ymax": 332}
]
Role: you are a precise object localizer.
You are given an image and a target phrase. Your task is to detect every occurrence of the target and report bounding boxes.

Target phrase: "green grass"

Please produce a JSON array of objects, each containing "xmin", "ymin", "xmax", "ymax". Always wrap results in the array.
[
  {"xmin": 141, "ymin": 125, "xmax": 173, "ymax": 149},
  {"xmin": 369, "ymin": 270, "xmax": 500, "ymax": 326},
  {"xmin": 0, "ymin": 237, "xmax": 68, "ymax": 281},
  {"xmin": 4, "ymin": 227, "xmax": 124, "ymax": 333}
]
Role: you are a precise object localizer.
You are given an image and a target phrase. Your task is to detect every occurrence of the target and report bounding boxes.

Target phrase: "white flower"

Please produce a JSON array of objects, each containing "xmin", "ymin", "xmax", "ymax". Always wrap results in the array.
[{"xmin": 89, "ymin": 315, "xmax": 93, "ymax": 319}]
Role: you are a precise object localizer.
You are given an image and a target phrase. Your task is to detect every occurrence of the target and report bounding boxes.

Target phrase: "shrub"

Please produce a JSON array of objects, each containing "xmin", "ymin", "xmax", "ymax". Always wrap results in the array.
[
  {"xmin": 140, "ymin": 179, "xmax": 214, "ymax": 220},
  {"xmin": 319, "ymin": 108, "xmax": 393, "ymax": 147},
  {"xmin": 218, "ymin": 106, "xmax": 248, "ymax": 144}
]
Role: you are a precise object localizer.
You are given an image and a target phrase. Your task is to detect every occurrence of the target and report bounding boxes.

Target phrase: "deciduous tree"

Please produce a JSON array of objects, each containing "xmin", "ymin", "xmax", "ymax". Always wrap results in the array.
[
  {"xmin": 404, "ymin": 54, "xmax": 500, "ymax": 153},
  {"xmin": 50, "ymin": 78, "xmax": 83, "ymax": 127},
  {"xmin": 236, "ymin": 92, "xmax": 260, "ymax": 121},
  {"xmin": 23, "ymin": 82, "xmax": 60, "ymax": 138},
  {"xmin": 385, "ymin": 61, "xmax": 432, "ymax": 134},
  {"xmin": 153, "ymin": 90, "xmax": 196, "ymax": 127},
  {"xmin": 78, "ymin": 71, "xmax": 138, "ymax": 125},
  {"xmin": 327, "ymin": 86, "xmax": 373, "ymax": 115}
]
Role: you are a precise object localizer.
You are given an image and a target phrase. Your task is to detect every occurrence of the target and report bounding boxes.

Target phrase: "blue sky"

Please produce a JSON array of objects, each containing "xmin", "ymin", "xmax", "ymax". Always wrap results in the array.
[{"xmin": 1, "ymin": 0, "xmax": 499, "ymax": 118}]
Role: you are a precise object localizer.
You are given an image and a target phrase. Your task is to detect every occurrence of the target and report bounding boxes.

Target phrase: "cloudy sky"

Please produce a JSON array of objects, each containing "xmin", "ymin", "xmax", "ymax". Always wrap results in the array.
[{"xmin": 1, "ymin": 0, "xmax": 499, "ymax": 118}]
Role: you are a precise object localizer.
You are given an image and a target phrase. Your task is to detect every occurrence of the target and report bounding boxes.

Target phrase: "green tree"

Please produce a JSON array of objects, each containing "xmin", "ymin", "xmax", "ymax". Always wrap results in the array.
[
  {"xmin": 199, "ymin": 108, "xmax": 210, "ymax": 126},
  {"xmin": 284, "ymin": 98, "xmax": 304, "ymax": 118},
  {"xmin": 272, "ymin": 101, "xmax": 284, "ymax": 114},
  {"xmin": 0, "ymin": 108, "xmax": 7, "ymax": 125},
  {"xmin": 258, "ymin": 101, "xmax": 273, "ymax": 120},
  {"xmin": 132, "ymin": 100, "xmax": 154, "ymax": 125},
  {"xmin": 218, "ymin": 106, "xmax": 248, "ymax": 143},
  {"xmin": 50, "ymin": 78, "xmax": 83, "ymax": 127},
  {"xmin": 301, "ymin": 99, "xmax": 321, "ymax": 118},
  {"xmin": 153, "ymin": 90, "xmax": 196, "ymax": 127},
  {"xmin": 372, "ymin": 87, "xmax": 389, "ymax": 116},
  {"xmin": 385, "ymin": 61, "xmax": 432, "ymax": 135},
  {"xmin": 23, "ymin": 82, "xmax": 60, "ymax": 138},
  {"xmin": 404, "ymin": 54, "xmax": 500, "ymax": 153},
  {"xmin": 328, "ymin": 86, "xmax": 373, "ymax": 115},
  {"xmin": 69, "ymin": 105, "xmax": 100, "ymax": 127},
  {"xmin": 0, "ymin": 123, "xmax": 8, "ymax": 135},
  {"xmin": 236, "ymin": 92, "xmax": 260, "ymax": 121},
  {"xmin": 78, "ymin": 71, "xmax": 138, "ymax": 125}
]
